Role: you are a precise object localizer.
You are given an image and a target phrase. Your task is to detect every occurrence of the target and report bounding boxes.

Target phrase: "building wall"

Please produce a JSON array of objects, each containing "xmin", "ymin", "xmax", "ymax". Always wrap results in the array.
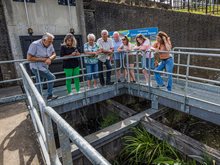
[
  {"xmin": 0, "ymin": 0, "xmax": 16, "ymax": 83},
  {"xmin": 1, "ymin": 0, "xmax": 80, "ymax": 78}
]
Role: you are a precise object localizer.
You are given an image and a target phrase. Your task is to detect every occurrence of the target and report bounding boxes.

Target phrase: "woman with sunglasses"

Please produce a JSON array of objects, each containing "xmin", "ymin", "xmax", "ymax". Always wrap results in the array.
[
  {"xmin": 118, "ymin": 36, "xmax": 136, "ymax": 83},
  {"xmin": 134, "ymin": 34, "xmax": 154, "ymax": 86}
]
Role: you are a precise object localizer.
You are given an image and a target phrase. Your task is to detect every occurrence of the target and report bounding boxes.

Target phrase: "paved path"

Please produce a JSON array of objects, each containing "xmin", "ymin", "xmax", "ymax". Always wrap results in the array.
[{"xmin": 0, "ymin": 86, "xmax": 43, "ymax": 165}]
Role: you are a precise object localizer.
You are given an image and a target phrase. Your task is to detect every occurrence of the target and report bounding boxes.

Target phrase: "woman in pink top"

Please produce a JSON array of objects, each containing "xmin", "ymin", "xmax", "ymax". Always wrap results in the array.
[
  {"xmin": 134, "ymin": 34, "xmax": 154, "ymax": 86},
  {"xmin": 118, "ymin": 36, "xmax": 136, "ymax": 83},
  {"xmin": 152, "ymin": 31, "xmax": 173, "ymax": 91}
]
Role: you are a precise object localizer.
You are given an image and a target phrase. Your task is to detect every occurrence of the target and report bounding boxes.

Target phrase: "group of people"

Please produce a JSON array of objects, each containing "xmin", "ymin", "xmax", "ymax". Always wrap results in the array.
[{"xmin": 27, "ymin": 30, "xmax": 174, "ymax": 100}]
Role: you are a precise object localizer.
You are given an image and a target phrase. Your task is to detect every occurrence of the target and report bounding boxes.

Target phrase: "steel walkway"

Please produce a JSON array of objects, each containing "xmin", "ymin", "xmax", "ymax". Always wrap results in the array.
[
  {"xmin": 1, "ymin": 47, "xmax": 220, "ymax": 164},
  {"xmin": 48, "ymin": 76, "xmax": 220, "ymax": 125}
]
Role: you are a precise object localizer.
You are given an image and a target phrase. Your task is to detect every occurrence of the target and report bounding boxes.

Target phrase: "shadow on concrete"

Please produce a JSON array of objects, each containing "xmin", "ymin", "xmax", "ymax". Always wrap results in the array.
[
  {"xmin": 0, "ymin": 118, "xmax": 44, "ymax": 165},
  {"xmin": 0, "ymin": 102, "xmax": 27, "ymax": 120}
]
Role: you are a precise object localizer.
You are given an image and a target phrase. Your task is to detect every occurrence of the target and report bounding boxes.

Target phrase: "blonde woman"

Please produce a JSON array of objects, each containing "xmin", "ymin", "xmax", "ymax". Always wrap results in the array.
[{"xmin": 60, "ymin": 33, "xmax": 80, "ymax": 94}]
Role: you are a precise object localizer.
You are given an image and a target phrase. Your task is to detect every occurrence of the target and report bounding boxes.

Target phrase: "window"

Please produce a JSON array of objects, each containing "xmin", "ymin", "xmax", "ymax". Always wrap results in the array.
[
  {"xmin": 58, "ymin": 0, "xmax": 76, "ymax": 6},
  {"xmin": 13, "ymin": 0, "xmax": 35, "ymax": 2}
]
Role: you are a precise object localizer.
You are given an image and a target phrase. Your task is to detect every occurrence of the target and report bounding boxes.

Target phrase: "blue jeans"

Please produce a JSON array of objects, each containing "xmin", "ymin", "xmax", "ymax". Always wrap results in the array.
[
  {"xmin": 154, "ymin": 57, "xmax": 174, "ymax": 91},
  {"xmin": 32, "ymin": 68, "xmax": 55, "ymax": 96},
  {"xmin": 142, "ymin": 57, "xmax": 155, "ymax": 69},
  {"xmin": 86, "ymin": 63, "xmax": 99, "ymax": 80},
  {"xmin": 98, "ymin": 59, "xmax": 112, "ymax": 85}
]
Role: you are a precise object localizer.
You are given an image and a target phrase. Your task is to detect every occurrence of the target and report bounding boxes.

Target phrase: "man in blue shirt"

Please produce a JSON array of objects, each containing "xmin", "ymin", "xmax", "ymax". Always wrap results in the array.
[
  {"xmin": 27, "ymin": 32, "xmax": 58, "ymax": 100},
  {"xmin": 112, "ymin": 31, "xmax": 123, "ymax": 82}
]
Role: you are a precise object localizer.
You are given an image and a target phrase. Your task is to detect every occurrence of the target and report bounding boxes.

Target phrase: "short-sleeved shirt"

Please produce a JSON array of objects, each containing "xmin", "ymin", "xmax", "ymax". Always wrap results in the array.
[
  {"xmin": 97, "ymin": 38, "xmax": 113, "ymax": 51},
  {"xmin": 27, "ymin": 39, "xmax": 55, "ymax": 71},
  {"xmin": 140, "ymin": 39, "xmax": 153, "ymax": 58},
  {"xmin": 97, "ymin": 38, "xmax": 113, "ymax": 62},
  {"xmin": 60, "ymin": 45, "xmax": 79, "ymax": 68},
  {"xmin": 84, "ymin": 42, "xmax": 99, "ymax": 64},
  {"xmin": 113, "ymin": 39, "xmax": 122, "ymax": 60}
]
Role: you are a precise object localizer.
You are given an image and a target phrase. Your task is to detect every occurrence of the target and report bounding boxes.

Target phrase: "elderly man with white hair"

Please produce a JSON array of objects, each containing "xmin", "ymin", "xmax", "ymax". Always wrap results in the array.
[
  {"xmin": 112, "ymin": 31, "xmax": 123, "ymax": 82},
  {"xmin": 27, "ymin": 32, "xmax": 58, "ymax": 100},
  {"xmin": 84, "ymin": 33, "xmax": 100, "ymax": 89},
  {"xmin": 97, "ymin": 29, "xmax": 114, "ymax": 86}
]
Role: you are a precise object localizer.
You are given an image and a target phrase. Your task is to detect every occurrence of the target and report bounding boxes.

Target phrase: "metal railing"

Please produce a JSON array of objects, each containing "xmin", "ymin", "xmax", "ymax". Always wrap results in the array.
[
  {"xmin": 2, "ymin": 47, "xmax": 220, "ymax": 164},
  {"xmin": 19, "ymin": 59, "xmax": 111, "ymax": 165}
]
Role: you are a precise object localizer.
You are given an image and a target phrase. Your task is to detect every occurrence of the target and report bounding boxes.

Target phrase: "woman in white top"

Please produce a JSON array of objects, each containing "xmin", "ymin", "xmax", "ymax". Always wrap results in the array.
[
  {"xmin": 118, "ymin": 36, "xmax": 136, "ymax": 83},
  {"xmin": 134, "ymin": 34, "xmax": 154, "ymax": 86}
]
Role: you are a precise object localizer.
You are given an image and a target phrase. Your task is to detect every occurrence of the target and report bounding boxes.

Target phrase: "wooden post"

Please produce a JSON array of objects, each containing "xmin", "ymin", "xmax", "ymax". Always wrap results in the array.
[{"xmin": 141, "ymin": 116, "xmax": 220, "ymax": 164}]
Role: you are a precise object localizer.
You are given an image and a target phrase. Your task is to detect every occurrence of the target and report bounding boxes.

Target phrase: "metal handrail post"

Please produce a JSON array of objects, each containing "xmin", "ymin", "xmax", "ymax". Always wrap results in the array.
[
  {"xmin": 80, "ymin": 56, "xmax": 87, "ymax": 103},
  {"xmin": 177, "ymin": 49, "xmax": 181, "ymax": 82},
  {"xmin": 36, "ymin": 68, "xmax": 43, "ymax": 95},
  {"xmin": 136, "ymin": 52, "xmax": 140, "ymax": 95},
  {"xmin": 126, "ymin": 52, "xmax": 131, "ymax": 93},
  {"xmin": 184, "ymin": 54, "xmax": 190, "ymax": 112},
  {"xmin": 148, "ymin": 52, "xmax": 151, "ymax": 94},
  {"xmin": 113, "ymin": 54, "xmax": 119, "ymax": 94},
  {"xmin": 45, "ymin": 106, "xmax": 111, "ymax": 165},
  {"xmin": 44, "ymin": 113, "xmax": 62, "ymax": 165}
]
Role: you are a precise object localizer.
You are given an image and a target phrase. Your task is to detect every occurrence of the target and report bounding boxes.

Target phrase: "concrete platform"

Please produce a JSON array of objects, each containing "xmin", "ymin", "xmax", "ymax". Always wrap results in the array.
[{"xmin": 0, "ymin": 101, "xmax": 43, "ymax": 165}]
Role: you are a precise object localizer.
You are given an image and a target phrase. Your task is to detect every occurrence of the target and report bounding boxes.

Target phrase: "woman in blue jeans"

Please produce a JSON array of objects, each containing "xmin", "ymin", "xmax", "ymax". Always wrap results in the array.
[
  {"xmin": 152, "ymin": 31, "xmax": 174, "ymax": 91},
  {"xmin": 84, "ymin": 34, "xmax": 100, "ymax": 89}
]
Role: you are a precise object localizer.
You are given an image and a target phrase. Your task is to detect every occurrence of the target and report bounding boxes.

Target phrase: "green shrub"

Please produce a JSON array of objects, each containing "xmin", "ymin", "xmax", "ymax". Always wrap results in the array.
[
  {"xmin": 100, "ymin": 112, "xmax": 120, "ymax": 129},
  {"xmin": 117, "ymin": 126, "xmax": 214, "ymax": 165}
]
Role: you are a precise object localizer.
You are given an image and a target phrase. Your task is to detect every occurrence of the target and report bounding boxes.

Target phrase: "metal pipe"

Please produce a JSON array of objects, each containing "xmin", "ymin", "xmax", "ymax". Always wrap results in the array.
[
  {"xmin": 177, "ymin": 49, "xmax": 181, "ymax": 81},
  {"xmin": 185, "ymin": 54, "xmax": 191, "ymax": 101},
  {"xmin": 174, "ymin": 63, "xmax": 220, "ymax": 72},
  {"xmin": 80, "ymin": 55, "xmax": 87, "ymax": 102},
  {"xmin": 34, "ymin": 67, "xmax": 120, "ymax": 86},
  {"xmin": 37, "ymin": 133, "xmax": 51, "ymax": 165},
  {"xmin": 67, "ymin": 0, "xmax": 73, "ymax": 28},
  {"xmin": 173, "ymin": 47, "xmax": 220, "ymax": 51},
  {"xmin": 19, "ymin": 63, "xmax": 46, "ymax": 106},
  {"xmin": 24, "ymin": 83, "xmax": 47, "ymax": 143},
  {"xmin": 24, "ymin": 0, "xmax": 31, "ymax": 28},
  {"xmin": 45, "ymin": 106, "xmax": 111, "ymax": 165}
]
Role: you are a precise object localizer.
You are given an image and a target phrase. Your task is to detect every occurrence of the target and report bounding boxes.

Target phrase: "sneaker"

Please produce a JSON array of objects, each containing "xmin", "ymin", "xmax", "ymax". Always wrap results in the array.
[
  {"xmin": 100, "ymin": 82, "xmax": 105, "ymax": 86},
  {"xmin": 146, "ymin": 82, "xmax": 152, "ymax": 86},
  {"xmin": 106, "ymin": 81, "xmax": 114, "ymax": 85},
  {"xmin": 156, "ymin": 85, "xmax": 166, "ymax": 89},
  {"xmin": 47, "ymin": 95, "xmax": 58, "ymax": 100},
  {"xmin": 68, "ymin": 92, "xmax": 74, "ymax": 96},
  {"xmin": 94, "ymin": 85, "xmax": 97, "ymax": 89}
]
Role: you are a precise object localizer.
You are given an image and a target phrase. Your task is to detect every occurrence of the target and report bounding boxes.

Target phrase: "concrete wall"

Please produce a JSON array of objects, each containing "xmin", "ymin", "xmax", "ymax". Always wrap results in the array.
[
  {"xmin": 85, "ymin": 1, "xmax": 220, "ymax": 79},
  {"xmin": 85, "ymin": 1, "xmax": 220, "ymax": 48},
  {"xmin": 0, "ymin": 0, "xmax": 16, "ymax": 83},
  {"xmin": 1, "ymin": 0, "xmax": 80, "ymax": 74}
]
